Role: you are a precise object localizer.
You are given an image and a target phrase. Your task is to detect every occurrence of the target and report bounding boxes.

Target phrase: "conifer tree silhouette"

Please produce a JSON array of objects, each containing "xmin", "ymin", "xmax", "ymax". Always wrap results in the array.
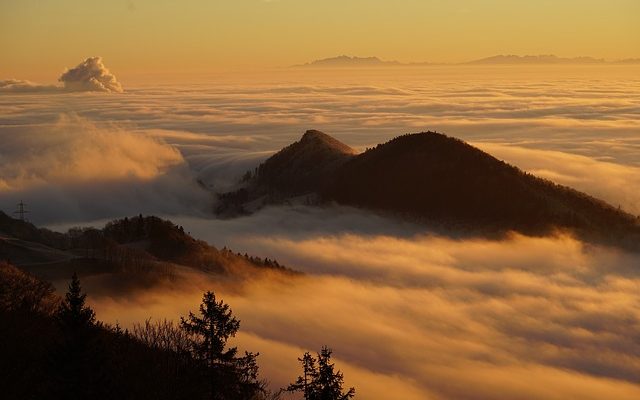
[
  {"xmin": 181, "ymin": 291, "xmax": 240, "ymax": 367},
  {"xmin": 53, "ymin": 273, "xmax": 104, "ymax": 400},
  {"xmin": 181, "ymin": 291, "xmax": 262, "ymax": 400},
  {"xmin": 287, "ymin": 346, "xmax": 355, "ymax": 400},
  {"xmin": 287, "ymin": 352, "xmax": 319, "ymax": 399},
  {"xmin": 57, "ymin": 272, "xmax": 96, "ymax": 328}
]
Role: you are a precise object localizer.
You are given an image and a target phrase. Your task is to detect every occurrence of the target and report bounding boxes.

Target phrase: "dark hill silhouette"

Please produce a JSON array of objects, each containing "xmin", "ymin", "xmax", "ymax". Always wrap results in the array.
[
  {"xmin": 219, "ymin": 130, "xmax": 640, "ymax": 247},
  {"xmin": 0, "ymin": 211, "xmax": 67, "ymax": 248},
  {"xmin": 103, "ymin": 215, "xmax": 290, "ymax": 273},
  {"xmin": 325, "ymin": 133, "xmax": 640, "ymax": 241},
  {"xmin": 254, "ymin": 129, "xmax": 356, "ymax": 195},
  {"xmin": 0, "ymin": 263, "xmax": 274, "ymax": 399},
  {"xmin": 217, "ymin": 130, "xmax": 356, "ymax": 214},
  {"xmin": 0, "ymin": 213, "xmax": 291, "ymax": 281}
]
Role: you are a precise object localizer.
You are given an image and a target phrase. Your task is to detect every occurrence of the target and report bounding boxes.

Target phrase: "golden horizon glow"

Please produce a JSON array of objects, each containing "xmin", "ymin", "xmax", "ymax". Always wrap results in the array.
[{"xmin": 2, "ymin": 0, "xmax": 639, "ymax": 81}]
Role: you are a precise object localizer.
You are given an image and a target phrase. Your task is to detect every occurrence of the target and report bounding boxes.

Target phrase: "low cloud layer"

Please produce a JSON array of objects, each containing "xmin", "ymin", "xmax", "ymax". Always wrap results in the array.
[
  {"xmin": 84, "ymin": 212, "xmax": 640, "ymax": 400},
  {"xmin": 0, "ymin": 114, "xmax": 181, "ymax": 189},
  {"xmin": 0, "ymin": 114, "xmax": 211, "ymax": 223},
  {"xmin": 1, "ymin": 57, "xmax": 123, "ymax": 93},
  {"xmin": 0, "ymin": 79, "xmax": 59, "ymax": 93},
  {"xmin": 2, "ymin": 68, "xmax": 639, "ymax": 221}
]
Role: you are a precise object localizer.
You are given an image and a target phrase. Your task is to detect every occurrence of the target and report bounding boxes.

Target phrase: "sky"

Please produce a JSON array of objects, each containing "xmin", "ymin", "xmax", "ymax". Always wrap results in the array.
[{"xmin": 2, "ymin": 0, "xmax": 639, "ymax": 80}]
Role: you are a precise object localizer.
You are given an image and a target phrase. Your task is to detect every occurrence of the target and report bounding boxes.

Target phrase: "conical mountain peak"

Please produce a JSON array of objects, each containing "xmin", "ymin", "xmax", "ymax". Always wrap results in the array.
[{"xmin": 299, "ymin": 129, "xmax": 356, "ymax": 155}]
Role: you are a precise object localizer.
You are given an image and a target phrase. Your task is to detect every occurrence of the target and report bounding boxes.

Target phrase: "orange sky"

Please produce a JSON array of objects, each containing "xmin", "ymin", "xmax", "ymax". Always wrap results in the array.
[{"xmin": 1, "ymin": 0, "xmax": 639, "ymax": 81}]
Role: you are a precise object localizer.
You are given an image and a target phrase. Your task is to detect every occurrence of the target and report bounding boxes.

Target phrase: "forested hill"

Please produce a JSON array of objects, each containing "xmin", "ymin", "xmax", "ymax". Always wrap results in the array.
[
  {"xmin": 325, "ymin": 132, "xmax": 640, "ymax": 241},
  {"xmin": 220, "ymin": 130, "xmax": 640, "ymax": 247},
  {"xmin": 0, "ymin": 213, "xmax": 290, "ymax": 280},
  {"xmin": 0, "ymin": 210, "xmax": 67, "ymax": 248},
  {"xmin": 216, "ymin": 129, "xmax": 356, "ymax": 215}
]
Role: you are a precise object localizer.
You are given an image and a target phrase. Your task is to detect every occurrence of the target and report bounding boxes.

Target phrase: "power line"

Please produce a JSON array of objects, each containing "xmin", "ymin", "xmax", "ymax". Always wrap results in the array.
[{"xmin": 14, "ymin": 200, "xmax": 29, "ymax": 221}]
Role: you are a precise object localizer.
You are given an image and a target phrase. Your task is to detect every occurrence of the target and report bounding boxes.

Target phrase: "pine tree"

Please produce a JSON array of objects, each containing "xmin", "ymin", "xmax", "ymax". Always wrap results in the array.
[
  {"xmin": 287, "ymin": 347, "xmax": 355, "ymax": 400},
  {"xmin": 53, "ymin": 273, "xmax": 103, "ymax": 400},
  {"xmin": 181, "ymin": 291, "xmax": 263, "ymax": 400},
  {"xmin": 287, "ymin": 352, "xmax": 319, "ymax": 400},
  {"xmin": 180, "ymin": 291, "xmax": 240, "ymax": 367},
  {"xmin": 57, "ymin": 272, "xmax": 96, "ymax": 329},
  {"xmin": 316, "ymin": 347, "xmax": 355, "ymax": 400}
]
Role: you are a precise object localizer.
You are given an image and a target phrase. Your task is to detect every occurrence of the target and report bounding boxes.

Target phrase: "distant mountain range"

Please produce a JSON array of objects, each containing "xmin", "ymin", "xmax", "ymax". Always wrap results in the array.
[
  {"xmin": 218, "ymin": 130, "xmax": 640, "ymax": 249},
  {"xmin": 296, "ymin": 54, "xmax": 640, "ymax": 67},
  {"xmin": 297, "ymin": 55, "xmax": 404, "ymax": 67},
  {"xmin": 467, "ymin": 54, "xmax": 607, "ymax": 64},
  {"xmin": 465, "ymin": 54, "xmax": 640, "ymax": 65}
]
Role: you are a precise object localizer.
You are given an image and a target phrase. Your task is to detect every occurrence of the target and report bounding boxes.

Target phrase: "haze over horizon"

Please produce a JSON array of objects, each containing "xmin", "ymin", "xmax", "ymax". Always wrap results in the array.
[{"xmin": 2, "ymin": 0, "xmax": 639, "ymax": 80}]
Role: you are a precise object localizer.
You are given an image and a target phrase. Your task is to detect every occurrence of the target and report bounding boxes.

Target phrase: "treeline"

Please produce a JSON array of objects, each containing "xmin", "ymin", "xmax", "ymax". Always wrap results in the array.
[
  {"xmin": 325, "ymin": 132, "xmax": 640, "ymax": 242},
  {"xmin": 0, "ymin": 263, "xmax": 354, "ymax": 400},
  {"xmin": 218, "ymin": 130, "xmax": 640, "ymax": 249},
  {"xmin": 0, "ymin": 212, "xmax": 290, "ymax": 276},
  {"xmin": 0, "ymin": 210, "xmax": 68, "ymax": 249}
]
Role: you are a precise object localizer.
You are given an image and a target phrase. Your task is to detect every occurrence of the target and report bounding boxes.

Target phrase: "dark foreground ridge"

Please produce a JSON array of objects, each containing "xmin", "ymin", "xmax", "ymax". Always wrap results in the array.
[
  {"xmin": 0, "ymin": 213, "xmax": 359, "ymax": 400},
  {"xmin": 0, "ymin": 212, "xmax": 292, "ymax": 284},
  {"xmin": 0, "ymin": 264, "xmax": 353, "ymax": 400},
  {"xmin": 219, "ymin": 130, "xmax": 640, "ymax": 248}
]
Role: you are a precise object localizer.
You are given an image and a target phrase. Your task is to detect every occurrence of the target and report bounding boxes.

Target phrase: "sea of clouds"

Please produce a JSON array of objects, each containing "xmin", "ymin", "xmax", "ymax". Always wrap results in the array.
[
  {"xmin": 2, "ymin": 65, "xmax": 639, "ymax": 223},
  {"xmin": 85, "ymin": 211, "xmax": 640, "ymax": 400},
  {"xmin": 2, "ymin": 62, "xmax": 640, "ymax": 398}
]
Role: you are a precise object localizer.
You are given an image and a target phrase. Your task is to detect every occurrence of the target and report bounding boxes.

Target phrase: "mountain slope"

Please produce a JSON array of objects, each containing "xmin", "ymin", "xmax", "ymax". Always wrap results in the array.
[
  {"xmin": 217, "ymin": 130, "xmax": 356, "ymax": 214},
  {"xmin": 255, "ymin": 129, "xmax": 356, "ymax": 194},
  {"xmin": 0, "ymin": 236, "xmax": 73, "ymax": 266},
  {"xmin": 220, "ymin": 130, "xmax": 640, "ymax": 246},
  {"xmin": 0, "ymin": 211, "xmax": 68, "ymax": 249},
  {"xmin": 324, "ymin": 132, "xmax": 639, "ymax": 240},
  {"xmin": 0, "ymin": 213, "xmax": 291, "ymax": 281}
]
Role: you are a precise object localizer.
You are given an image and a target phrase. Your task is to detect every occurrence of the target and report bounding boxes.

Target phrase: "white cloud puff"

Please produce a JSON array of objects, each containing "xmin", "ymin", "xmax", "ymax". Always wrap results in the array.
[
  {"xmin": 58, "ymin": 56, "xmax": 123, "ymax": 93},
  {"xmin": 0, "ymin": 57, "xmax": 123, "ymax": 93}
]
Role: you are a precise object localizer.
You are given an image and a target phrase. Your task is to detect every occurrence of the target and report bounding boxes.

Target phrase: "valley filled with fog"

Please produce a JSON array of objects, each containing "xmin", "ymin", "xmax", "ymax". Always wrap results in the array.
[{"xmin": 2, "ymin": 66, "xmax": 639, "ymax": 399}]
